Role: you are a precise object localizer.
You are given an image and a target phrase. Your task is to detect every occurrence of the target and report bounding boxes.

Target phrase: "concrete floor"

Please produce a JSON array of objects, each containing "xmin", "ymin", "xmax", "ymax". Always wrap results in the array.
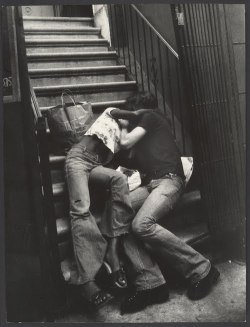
[{"xmin": 56, "ymin": 258, "xmax": 246, "ymax": 323}]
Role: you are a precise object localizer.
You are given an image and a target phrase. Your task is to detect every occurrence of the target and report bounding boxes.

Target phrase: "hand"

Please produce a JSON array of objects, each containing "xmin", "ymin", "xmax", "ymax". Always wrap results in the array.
[
  {"xmin": 119, "ymin": 119, "xmax": 129, "ymax": 128},
  {"xmin": 134, "ymin": 109, "xmax": 153, "ymax": 116}
]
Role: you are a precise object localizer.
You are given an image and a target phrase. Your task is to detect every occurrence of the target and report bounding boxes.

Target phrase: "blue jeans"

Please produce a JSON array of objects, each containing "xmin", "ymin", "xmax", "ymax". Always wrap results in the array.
[
  {"xmin": 65, "ymin": 144, "xmax": 165, "ymax": 289},
  {"xmin": 130, "ymin": 174, "xmax": 211, "ymax": 283}
]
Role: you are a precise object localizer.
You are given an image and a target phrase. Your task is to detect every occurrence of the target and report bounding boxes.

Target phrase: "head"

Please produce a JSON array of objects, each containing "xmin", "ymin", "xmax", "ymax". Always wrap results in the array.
[{"xmin": 125, "ymin": 91, "xmax": 158, "ymax": 111}]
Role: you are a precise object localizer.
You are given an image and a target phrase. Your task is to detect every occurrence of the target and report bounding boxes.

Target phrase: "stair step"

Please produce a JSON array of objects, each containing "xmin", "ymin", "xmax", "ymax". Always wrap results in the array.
[
  {"xmin": 34, "ymin": 81, "xmax": 137, "ymax": 107},
  {"xmin": 56, "ymin": 217, "xmax": 70, "ymax": 238},
  {"xmin": 23, "ymin": 16, "xmax": 94, "ymax": 28},
  {"xmin": 27, "ymin": 46, "xmax": 109, "ymax": 54},
  {"xmin": 174, "ymin": 222, "xmax": 209, "ymax": 245},
  {"xmin": 27, "ymin": 51, "xmax": 116, "ymax": 60},
  {"xmin": 41, "ymin": 99, "xmax": 127, "ymax": 114},
  {"xmin": 52, "ymin": 180, "xmax": 201, "ymax": 208},
  {"xmin": 26, "ymin": 34, "xmax": 100, "ymax": 41},
  {"xmin": 29, "ymin": 65, "xmax": 127, "ymax": 86},
  {"xmin": 53, "ymin": 182, "xmax": 66, "ymax": 198},
  {"xmin": 25, "ymin": 39, "xmax": 109, "ymax": 54},
  {"xmin": 27, "ymin": 51, "xmax": 118, "ymax": 69},
  {"xmin": 24, "ymin": 27, "xmax": 100, "ymax": 33},
  {"xmin": 25, "ymin": 27, "xmax": 100, "ymax": 40},
  {"xmin": 55, "ymin": 218, "xmax": 208, "ymax": 247},
  {"xmin": 34, "ymin": 80, "xmax": 136, "ymax": 93},
  {"xmin": 60, "ymin": 221, "xmax": 210, "ymax": 270},
  {"xmin": 26, "ymin": 39, "xmax": 108, "ymax": 46}
]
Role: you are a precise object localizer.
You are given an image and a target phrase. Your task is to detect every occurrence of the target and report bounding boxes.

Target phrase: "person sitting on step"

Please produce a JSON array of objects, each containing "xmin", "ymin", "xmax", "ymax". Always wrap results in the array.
[
  {"xmin": 65, "ymin": 106, "xmax": 168, "ymax": 311},
  {"xmin": 114, "ymin": 91, "xmax": 220, "ymax": 314}
]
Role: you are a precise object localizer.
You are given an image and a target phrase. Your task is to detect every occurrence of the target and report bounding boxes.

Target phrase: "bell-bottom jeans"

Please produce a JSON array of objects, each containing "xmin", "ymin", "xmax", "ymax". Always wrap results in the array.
[
  {"xmin": 65, "ymin": 144, "xmax": 165, "ymax": 290},
  {"xmin": 130, "ymin": 174, "xmax": 211, "ymax": 283}
]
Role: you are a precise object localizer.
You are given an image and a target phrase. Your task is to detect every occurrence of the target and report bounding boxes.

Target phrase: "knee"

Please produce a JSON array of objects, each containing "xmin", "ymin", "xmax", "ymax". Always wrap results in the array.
[
  {"xmin": 110, "ymin": 171, "xmax": 128, "ymax": 186},
  {"xmin": 132, "ymin": 216, "xmax": 155, "ymax": 238}
]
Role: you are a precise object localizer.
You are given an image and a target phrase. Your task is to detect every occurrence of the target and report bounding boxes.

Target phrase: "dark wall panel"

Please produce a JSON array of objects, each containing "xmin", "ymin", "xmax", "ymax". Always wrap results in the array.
[{"xmin": 4, "ymin": 102, "xmax": 37, "ymax": 253}]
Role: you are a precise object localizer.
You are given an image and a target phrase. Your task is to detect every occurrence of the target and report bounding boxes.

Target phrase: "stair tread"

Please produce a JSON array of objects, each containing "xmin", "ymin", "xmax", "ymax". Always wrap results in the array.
[
  {"xmin": 41, "ymin": 100, "xmax": 127, "ymax": 113},
  {"xmin": 174, "ymin": 222, "xmax": 209, "ymax": 244},
  {"xmin": 34, "ymin": 81, "xmax": 136, "ymax": 92},
  {"xmin": 27, "ymin": 51, "xmax": 117, "ymax": 58},
  {"xmin": 56, "ymin": 217, "xmax": 70, "ymax": 236},
  {"xmin": 52, "ymin": 180, "xmax": 201, "ymax": 205},
  {"xmin": 25, "ymin": 39, "xmax": 108, "ymax": 44},
  {"xmin": 29, "ymin": 65, "xmax": 126, "ymax": 74},
  {"xmin": 24, "ymin": 27, "xmax": 100, "ymax": 32},
  {"xmin": 23, "ymin": 16, "xmax": 94, "ymax": 22},
  {"xmin": 56, "ymin": 216, "xmax": 208, "ymax": 243}
]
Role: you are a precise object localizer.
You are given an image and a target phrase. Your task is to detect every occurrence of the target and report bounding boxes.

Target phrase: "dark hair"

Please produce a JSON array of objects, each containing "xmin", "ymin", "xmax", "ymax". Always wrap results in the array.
[{"xmin": 125, "ymin": 91, "xmax": 158, "ymax": 111}]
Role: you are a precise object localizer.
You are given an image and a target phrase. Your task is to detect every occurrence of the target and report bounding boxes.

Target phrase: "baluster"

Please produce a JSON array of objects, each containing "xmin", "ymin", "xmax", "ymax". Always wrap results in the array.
[
  {"xmin": 129, "ymin": 5, "xmax": 138, "ymax": 82},
  {"xmin": 120, "ymin": 5, "xmax": 126, "ymax": 65},
  {"xmin": 157, "ymin": 37, "xmax": 166, "ymax": 114},
  {"xmin": 123, "ymin": 5, "xmax": 131, "ymax": 73},
  {"xmin": 114, "ymin": 5, "xmax": 120, "ymax": 57},
  {"xmin": 176, "ymin": 61, "xmax": 186, "ymax": 154},
  {"xmin": 143, "ymin": 22, "xmax": 150, "ymax": 91},
  {"xmin": 166, "ymin": 47, "xmax": 175, "ymax": 137},
  {"xmin": 136, "ymin": 13, "xmax": 144, "ymax": 90},
  {"xmin": 108, "ymin": 5, "xmax": 115, "ymax": 50},
  {"xmin": 150, "ymin": 29, "xmax": 158, "ymax": 102}
]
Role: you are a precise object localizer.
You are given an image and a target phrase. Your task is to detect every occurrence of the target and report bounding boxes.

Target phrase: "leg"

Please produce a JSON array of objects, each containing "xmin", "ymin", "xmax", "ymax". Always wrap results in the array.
[
  {"xmin": 90, "ymin": 166, "xmax": 134, "ymax": 238},
  {"xmin": 65, "ymin": 157, "xmax": 107, "ymax": 291},
  {"xmin": 90, "ymin": 166, "xmax": 134, "ymax": 287},
  {"xmin": 122, "ymin": 233, "xmax": 166, "ymax": 291},
  {"xmin": 132, "ymin": 176, "xmax": 211, "ymax": 284},
  {"xmin": 120, "ymin": 232, "xmax": 169, "ymax": 314}
]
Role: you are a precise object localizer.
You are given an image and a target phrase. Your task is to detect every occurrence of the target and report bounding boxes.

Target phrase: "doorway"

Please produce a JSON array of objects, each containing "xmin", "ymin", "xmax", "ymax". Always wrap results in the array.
[{"xmin": 61, "ymin": 5, "xmax": 93, "ymax": 17}]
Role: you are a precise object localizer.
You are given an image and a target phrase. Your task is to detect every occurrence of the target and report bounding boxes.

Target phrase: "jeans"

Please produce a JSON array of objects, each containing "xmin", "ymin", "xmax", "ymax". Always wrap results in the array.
[
  {"xmin": 130, "ymin": 174, "xmax": 211, "ymax": 283},
  {"xmin": 65, "ymin": 144, "xmax": 165, "ymax": 289}
]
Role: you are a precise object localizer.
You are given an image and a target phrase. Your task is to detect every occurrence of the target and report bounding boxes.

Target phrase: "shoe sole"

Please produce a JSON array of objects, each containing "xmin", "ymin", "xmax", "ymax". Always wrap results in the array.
[
  {"xmin": 87, "ymin": 294, "xmax": 114, "ymax": 312},
  {"xmin": 188, "ymin": 268, "xmax": 220, "ymax": 300}
]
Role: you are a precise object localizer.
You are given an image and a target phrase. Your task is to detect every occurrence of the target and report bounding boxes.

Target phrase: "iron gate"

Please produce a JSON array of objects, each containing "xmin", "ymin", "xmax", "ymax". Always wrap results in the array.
[{"xmin": 172, "ymin": 3, "xmax": 245, "ymax": 236}]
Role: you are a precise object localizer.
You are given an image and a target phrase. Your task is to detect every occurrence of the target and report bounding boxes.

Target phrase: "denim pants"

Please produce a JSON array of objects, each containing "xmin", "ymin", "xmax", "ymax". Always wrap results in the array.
[
  {"xmin": 130, "ymin": 174, "xmax": 211, "ymax": 283},
  {"xmin": 65, "ymin": 144, "xmax": 165, "ymax": 289}
]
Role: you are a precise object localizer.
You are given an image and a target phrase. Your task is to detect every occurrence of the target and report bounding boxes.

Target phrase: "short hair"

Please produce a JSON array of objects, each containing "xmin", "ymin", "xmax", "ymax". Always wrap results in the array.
[{"xmin": 125, "ymin": 91, "xmax": 158, "ymax": 111}]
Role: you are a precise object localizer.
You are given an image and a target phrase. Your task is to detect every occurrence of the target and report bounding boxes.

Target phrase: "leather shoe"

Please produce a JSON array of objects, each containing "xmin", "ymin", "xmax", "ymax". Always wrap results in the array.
[
  {"xmin": 120, "ymin": 283, "xmax": 169, "ymax": 314},
  {"xmin": 187, "ymin": 266, "xmax": 220, "ymax": 300},
  {"xmin": 87, "ymin": 290, "xmax": 114, "ymax": 311}
]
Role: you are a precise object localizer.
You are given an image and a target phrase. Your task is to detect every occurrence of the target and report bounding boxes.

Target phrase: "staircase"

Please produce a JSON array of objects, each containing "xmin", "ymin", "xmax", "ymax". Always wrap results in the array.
[{"xmin": 23, "ymin": 15, "xmax": 210, "ymax": 286}]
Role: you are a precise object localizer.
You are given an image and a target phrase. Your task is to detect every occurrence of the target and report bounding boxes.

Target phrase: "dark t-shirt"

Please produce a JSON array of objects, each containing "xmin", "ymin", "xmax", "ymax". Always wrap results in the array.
[{"xmin": 131, "ymin": 111, "xmax": 184, "ymax": 178}]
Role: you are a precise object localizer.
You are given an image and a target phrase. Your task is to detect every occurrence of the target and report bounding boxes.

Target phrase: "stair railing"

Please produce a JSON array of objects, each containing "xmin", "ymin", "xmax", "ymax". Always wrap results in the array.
[
  {"xmin": 107, "ymin": 4, "xmax": 190, "ymax": 155},
  {"xmin": 9, "ymin": 6, "xmax": 68, "ymax": 317},
  {"xmin": 29, "ymin": 82, "xmax": 70, "ymax": 311}
]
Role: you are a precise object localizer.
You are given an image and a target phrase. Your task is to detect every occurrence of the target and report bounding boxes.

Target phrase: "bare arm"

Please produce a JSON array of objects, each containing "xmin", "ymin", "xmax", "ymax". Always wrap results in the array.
[
  {"xmin": 120, "ymin": 126, "xmax": 147, "ymax": 149},
  {"xmin": 110, "ymin": 108, "xmax": 138, "ymax": 121},
  {"xmin": 110, "ymin": 108, "xmax": 153, "ymax": 121}
]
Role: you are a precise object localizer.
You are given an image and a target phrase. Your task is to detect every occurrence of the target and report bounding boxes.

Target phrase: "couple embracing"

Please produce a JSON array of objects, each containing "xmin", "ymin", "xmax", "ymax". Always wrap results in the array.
[{"xmin": 65, "ymin": 91, "xmax": 220, "ymax": 314}]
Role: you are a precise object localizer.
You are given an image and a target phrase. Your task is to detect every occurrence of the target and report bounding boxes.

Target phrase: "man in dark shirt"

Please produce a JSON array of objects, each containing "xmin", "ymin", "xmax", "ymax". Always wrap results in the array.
[{"xmin": 119, "ymin": 92, "xmax": 220, "ymax": 314}]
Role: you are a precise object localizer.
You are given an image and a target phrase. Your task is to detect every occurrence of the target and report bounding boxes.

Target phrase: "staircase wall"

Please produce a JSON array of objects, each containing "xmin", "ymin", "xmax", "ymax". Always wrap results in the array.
[
  {"xmin": 22, "ymin": 6, "xmax": 54, "ymax": 17},
  {"xmin": 93, "ymin": 5, "xmax": 111, "ymax": 44}
]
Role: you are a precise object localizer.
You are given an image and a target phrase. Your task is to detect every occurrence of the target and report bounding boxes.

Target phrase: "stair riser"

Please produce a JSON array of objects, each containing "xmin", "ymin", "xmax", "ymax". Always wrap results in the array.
[
  {"xmin": 25, "ymin": 34, "xmax": 100, "ymax": 40},
  {"xmin": 28, "ymin": 59, "xmax": 117, "ymax": 69},
  {"xmin": 23, "ymin": 21, "xmax": 94, "ymax": 29},
  {"xmin": 41, "ymin": 100, "xmax": 127, "ymax": 114},
  {"xmin": 36, "ymin": 90, "xmax": 136, "ymax": 107},
  {"xmin": 54, "ymin": 201, "xmax": 69, "ymax": 219},
  {"xmin": 51, "ymin": 169, "xmax": 65, "ymax": 184},
  {"xmin": 30, "ymin": 74, "xmax": 126, "ymax": 87},
  {"xmin": 26, "ymin": 46, "xmax": 108, "ymax": 54}
]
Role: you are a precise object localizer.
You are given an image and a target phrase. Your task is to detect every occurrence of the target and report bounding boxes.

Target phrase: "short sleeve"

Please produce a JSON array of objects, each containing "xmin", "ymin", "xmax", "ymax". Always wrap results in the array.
[
  {"xmin": 104, "ymin": 107, "xmax": 118, "ymax": 117},
  {"xmin": 137, "ymin": 112, "xmax": 158, "ymax": 132}
]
